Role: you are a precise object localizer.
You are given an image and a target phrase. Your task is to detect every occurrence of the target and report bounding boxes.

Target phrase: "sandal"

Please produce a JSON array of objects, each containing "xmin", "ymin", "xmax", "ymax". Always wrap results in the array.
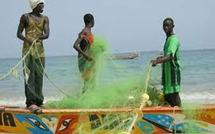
[{"xmin": 28, "ymin": 104, "xmax": 42, "ymax": 114}]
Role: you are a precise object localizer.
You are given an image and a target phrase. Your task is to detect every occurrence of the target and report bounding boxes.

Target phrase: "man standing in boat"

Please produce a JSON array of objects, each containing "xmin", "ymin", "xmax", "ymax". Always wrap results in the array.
[
  {"xmin": 17, "ymin": 0, "xmax": 49, "ymax": 113},
  {"xmin": 151, "ymin": 18, "xmax": 181, "ymax": 107}
]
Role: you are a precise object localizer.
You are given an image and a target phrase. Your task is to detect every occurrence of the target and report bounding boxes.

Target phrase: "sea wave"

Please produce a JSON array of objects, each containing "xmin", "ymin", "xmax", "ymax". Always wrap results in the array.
[{"xmin": 1, "ymin": 92, "xmax": 215, "ymax": 107}]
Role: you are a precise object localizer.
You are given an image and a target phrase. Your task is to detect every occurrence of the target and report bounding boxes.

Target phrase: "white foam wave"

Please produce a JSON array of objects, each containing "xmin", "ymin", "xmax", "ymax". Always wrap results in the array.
[{"xmin": 0, "ymin": 96, "xmax": 62, "ymax": 107}]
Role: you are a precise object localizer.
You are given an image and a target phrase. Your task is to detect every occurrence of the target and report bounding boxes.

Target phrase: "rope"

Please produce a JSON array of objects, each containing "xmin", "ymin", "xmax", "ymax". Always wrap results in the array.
[
  {"xmin": 143, "ymin": 63, "xmax": 153, "ymax": 93},
  {"xmin": 166, "ymin": 106, "xmax": 177, "ymax": 133},
  {"xmin": 34, "ymin": 46, "xmax": 71, "ymax": 97},
  {"xmin": 127, "ymin": 63, "xmax": 153, "ymax": 133},
  {"xmin": 0, "ymin": 39, "xmax": 69, "ymax": 98},
  {"xmin": 173, "ymin": 106, "xmax": 176, "ymax": 134},
  {"xmin": 44, "ymin": 72, "xmax": 71, "ymax": 97},
  {"xmin": 0, "ymin": 40, "xmax": 37, "ymax": 80}
]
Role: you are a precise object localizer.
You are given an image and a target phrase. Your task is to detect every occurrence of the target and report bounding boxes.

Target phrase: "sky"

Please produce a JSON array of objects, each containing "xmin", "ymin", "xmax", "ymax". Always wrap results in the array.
[{"xmin": 0, "ymin": 0, "xmax": 214, "ymax": 58}]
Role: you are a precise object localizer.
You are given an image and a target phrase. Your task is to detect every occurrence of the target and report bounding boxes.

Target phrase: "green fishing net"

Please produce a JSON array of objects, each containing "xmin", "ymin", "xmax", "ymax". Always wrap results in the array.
[{"xmin": 45, "ymin": 36, "xmax": 163, "ymax": 109}]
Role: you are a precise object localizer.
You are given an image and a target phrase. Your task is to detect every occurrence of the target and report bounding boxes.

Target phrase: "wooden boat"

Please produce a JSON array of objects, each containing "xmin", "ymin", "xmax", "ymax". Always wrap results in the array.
[
  {"xmin": 0, "ymin": 105, "xmax": 215, "ymax": 134},
  {"xmin": 110, "ymin": 52, "xmax": 139, "ymax": 60}
]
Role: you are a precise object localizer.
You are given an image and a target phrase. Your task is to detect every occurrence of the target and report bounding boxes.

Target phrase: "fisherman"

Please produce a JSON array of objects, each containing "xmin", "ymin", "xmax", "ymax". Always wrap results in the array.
[
  {"xmin": 17, "ymin": 0, "xmax": 50, "ymax": 113},
  {"xmin": 151, "ymin": 18, "xmax": 181, "ymax": 107},
  {"xmin": 73, "ymin": 14, "xmax": 95, "ymax": 94}
]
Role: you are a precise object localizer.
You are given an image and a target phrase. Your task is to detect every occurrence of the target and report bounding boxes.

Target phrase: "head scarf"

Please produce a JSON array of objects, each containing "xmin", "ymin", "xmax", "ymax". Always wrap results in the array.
[{"xmin": 29, "ymin": 0, "xmax": 45, "ymax": 10}]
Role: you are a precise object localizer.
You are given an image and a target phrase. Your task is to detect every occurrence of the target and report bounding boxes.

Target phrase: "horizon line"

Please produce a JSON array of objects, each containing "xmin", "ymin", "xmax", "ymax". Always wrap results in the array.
[{"xmin": 0, "ymin": 48, "xmax": 215, "ymax": 60}]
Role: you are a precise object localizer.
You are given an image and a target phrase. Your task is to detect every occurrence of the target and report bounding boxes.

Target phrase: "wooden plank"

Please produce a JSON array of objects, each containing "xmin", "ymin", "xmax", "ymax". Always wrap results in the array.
[
  {"xmin": 2, "ymin": 105, "xmax": 215, "ymax": 114},
  {"xmin": 3, "ymin": 107, "xmax": 135, "ymax": 114}
]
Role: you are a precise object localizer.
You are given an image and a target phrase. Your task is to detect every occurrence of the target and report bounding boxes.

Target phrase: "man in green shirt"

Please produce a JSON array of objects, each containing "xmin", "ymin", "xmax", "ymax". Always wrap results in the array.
[{"xmin": 151, "ymin": 18, "xmax": 181, "ymax": 107}]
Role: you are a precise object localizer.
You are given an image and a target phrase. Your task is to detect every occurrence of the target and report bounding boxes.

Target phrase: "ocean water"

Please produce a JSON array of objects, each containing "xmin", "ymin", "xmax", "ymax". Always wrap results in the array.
[{"xmin": 0, "ymin": 49, "xmax": 215, "ymax": 107}]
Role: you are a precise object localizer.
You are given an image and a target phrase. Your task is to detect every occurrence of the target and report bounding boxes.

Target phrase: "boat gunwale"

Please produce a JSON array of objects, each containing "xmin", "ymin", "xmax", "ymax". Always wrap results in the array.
[{"xmin": 1, "ymin": 105, "xmax": 215, "ymax": 114}]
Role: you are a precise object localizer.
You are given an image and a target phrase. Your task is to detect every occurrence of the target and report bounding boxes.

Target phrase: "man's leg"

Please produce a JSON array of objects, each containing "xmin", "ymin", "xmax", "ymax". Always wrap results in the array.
[
  {"xmin": 164, "ymin": 93, "xmax": 181, "ymax": 107},
  {"xmin": 172, "ymin": 92, "xmax": 181, "ymax": 107},
  {"xmin": 24, "ymin": 55, "xmax": 36, "ymax": 108},
  {"xmin": 82, "ymin": 62, "xmax": 96, "ymax": 94},
  {"xmin": 78, "ymin": 58, "xmax": 89, "ymax": 94},
  {"xmin": 164, "ymin": 94, "xmax": 173, "ymax": 106},
  {"xmin": 35, "ymin": 57, "xmax": 45, "ymax": 106}
]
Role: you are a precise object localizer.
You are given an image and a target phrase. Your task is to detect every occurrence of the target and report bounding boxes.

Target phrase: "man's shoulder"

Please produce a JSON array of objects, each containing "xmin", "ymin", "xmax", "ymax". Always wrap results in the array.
[
  {"xmin": 81, "ymin": 28, "xmax": 91, "ymax": 35},
  {"xmin": 21, "ymin": 13, "xmax": 31, "ymax": 17},
  {"xmin": 19, "ymin": 13, "xmax": 30, "ymax": 22},
  {"xmin": 41, "ymin": 14, "xmax": 49, "ymax": 19},
  {"xmin": 169, "ymin": 35, "xmax": 180, "ymax": 43},
  {"xmin": 173, "ymin": 35, "xmax": 179, "ymax": 40},
  {"xmin": 40, "ymin": 15, "xmax": 49, "ymax": 22},
  {"xmin": 169, "ymin": 37, "xmax": 181, "ymax": 49}
]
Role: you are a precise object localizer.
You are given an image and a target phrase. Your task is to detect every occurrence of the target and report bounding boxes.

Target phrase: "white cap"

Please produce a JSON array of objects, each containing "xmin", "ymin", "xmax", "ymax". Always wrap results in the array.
[{"xmin": 29, "ymin": 0, "xmax": 45, "ymax": 10}]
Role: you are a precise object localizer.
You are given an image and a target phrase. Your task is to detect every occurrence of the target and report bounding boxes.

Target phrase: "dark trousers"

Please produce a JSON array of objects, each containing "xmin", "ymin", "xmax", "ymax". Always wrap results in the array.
[
  {"xmin": 164, "ymin": 92, "xmax": 181, "ymax": 107},
  {"xmin": 23, "ymin": 55, "xmax": 45, "ymax": 107}
]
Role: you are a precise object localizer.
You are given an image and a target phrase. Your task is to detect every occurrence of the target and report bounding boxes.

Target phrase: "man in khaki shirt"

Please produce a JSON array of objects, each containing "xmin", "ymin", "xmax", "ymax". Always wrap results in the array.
[{"xmin": 17, "ymin": 0, "xmax": 49, "ymax": 113}]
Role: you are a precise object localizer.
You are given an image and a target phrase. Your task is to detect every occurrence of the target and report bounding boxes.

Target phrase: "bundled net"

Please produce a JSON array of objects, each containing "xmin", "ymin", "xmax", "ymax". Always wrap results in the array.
[
  {"xmin": 42, "ymin": 36, "xmax": 166, "ymax": 133},
  {"xmin": 44, "ymin": 36, "xmax": 158, "ymax": 133},
  {"xmin": 45, "ymin": 36, "xmax": 160, "ymax": 109}
]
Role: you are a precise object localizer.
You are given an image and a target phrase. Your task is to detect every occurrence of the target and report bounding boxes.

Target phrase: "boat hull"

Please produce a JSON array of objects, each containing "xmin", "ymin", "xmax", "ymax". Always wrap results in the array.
[{"xmin": 0, "ymin": 105, "xmax": 215, "ymax": 134}]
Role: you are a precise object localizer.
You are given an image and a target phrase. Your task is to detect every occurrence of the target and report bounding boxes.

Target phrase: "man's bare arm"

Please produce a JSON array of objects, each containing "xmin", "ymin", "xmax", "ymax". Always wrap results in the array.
[
  {"xmin": 17, "ymin": 14, "xmax": 32, "ymax": 44},
  {"xmin": 151, "ymin": 54, "xmax": 173, "ymax": 66},
  {"xmin": 40, "ymin": 16, "xmax": 50, "ymax": 40},
  {"xmin": 73, "ymin": 36, "xmax": 93, "ymax": 61}
]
